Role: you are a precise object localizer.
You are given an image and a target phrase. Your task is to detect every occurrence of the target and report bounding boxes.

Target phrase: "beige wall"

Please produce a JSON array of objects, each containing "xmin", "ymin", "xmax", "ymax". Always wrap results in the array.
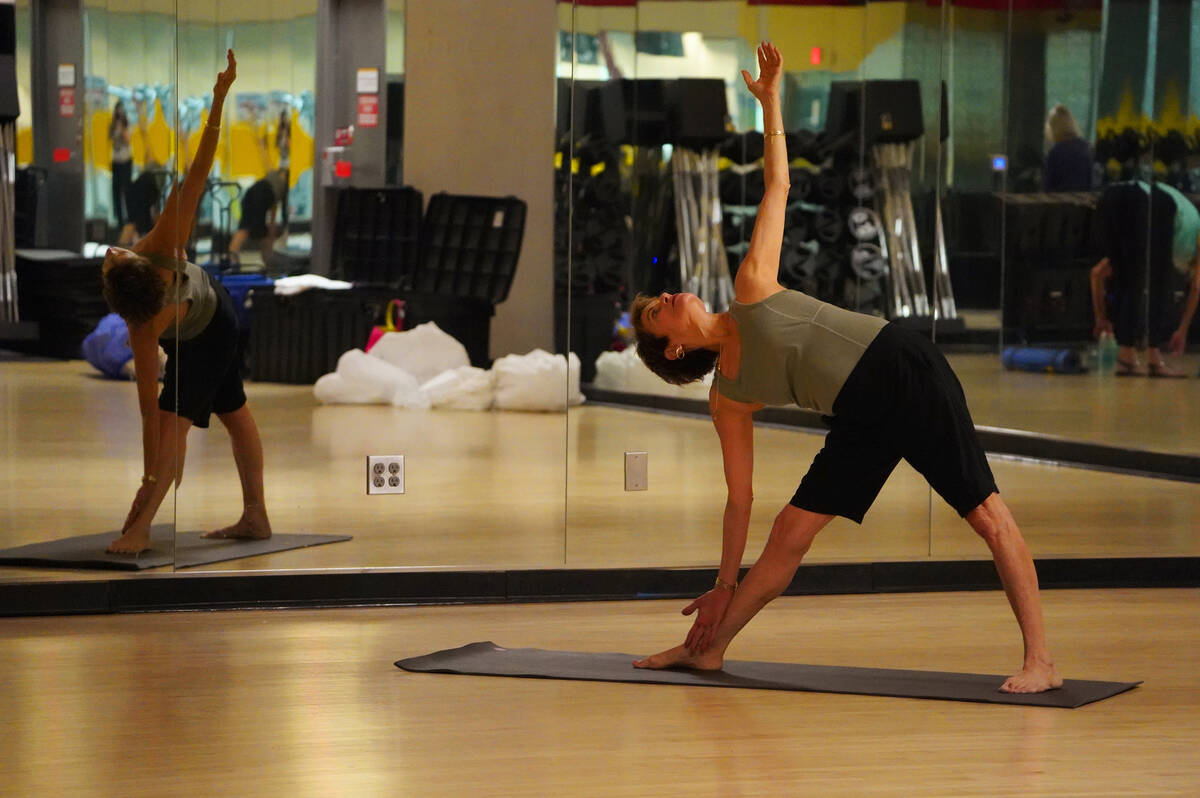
[{"xmin": 403, "ymin": 0, "xmax": 556, "ymax": 358}]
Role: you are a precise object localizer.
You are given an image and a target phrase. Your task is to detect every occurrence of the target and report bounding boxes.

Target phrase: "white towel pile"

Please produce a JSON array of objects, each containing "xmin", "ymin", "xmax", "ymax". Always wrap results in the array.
[{"xmin": 313, "ymin": 322, "xmax": 584, "ymax": 411}]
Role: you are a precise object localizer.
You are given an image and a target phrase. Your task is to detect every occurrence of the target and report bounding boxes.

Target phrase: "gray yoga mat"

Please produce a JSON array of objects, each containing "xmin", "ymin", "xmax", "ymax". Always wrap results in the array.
[
  {"xmin": 0, "ymin": 526, "xmax": 351, "ymax": 570},
  {"xmin": 397, "ymin": 641, "xmax": 1141, "ymax": 708}
]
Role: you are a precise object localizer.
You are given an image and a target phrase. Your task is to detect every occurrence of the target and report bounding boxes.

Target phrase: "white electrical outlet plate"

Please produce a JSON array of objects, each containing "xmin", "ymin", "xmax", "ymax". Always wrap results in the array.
[
  {"xmin": 366, "ymin": 455, "xmax": 405, "ymax": 495},
  {"xmin": 624, "ymin": 451, "xmax": 647, "ymax": 491}
]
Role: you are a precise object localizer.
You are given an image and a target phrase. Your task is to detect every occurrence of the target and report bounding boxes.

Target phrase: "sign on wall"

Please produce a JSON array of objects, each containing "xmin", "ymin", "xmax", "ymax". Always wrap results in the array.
[
  {"xmin": 356, "ymin": 68, "xmax": 379, "ymax": 94},
  {"xmin": 357, "ymin": 94, "xmax": 378, "ymax": 127},
  {"xmin": 58, "ymin": 86, "xmax": 75, "ymax": 117}
]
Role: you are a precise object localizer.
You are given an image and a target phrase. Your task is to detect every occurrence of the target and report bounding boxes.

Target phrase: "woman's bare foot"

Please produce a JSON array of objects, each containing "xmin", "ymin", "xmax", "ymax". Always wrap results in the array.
[
  {"xmin": 633, "ymin": 644, "xmax": 724, "ymax": 671},
  {"xmin": 107, "ymin": 526, "xmax": 151, "ymax": 555},
  {"xmin": 1115, "ymin": 358, "xmax": 1147, "ymax": 376},
  {"xmin": 203, "ymin": 504, "xmax": 272, "ymax": 540},
  {"xmin": 999, "ymin": 659, "xmax": 1063, "ymax": 693},
  {"xmin": 1148, "ymin": 360, "xmax": 1187, "ymax": 378}
]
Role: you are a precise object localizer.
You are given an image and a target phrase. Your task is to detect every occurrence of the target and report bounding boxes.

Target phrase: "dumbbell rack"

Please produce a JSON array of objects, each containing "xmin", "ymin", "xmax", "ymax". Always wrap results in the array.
[
  {"xmin": 0, "ymin": 121, "xmax": 16, "ymax": 324},
  {"xmin": 719, "ymin": 160, "xmax": 883, "ymax": 315},
  {"xmin": 872, "ymin": 141, "xmax": 957, "ymax": 320},
  {"xmin": 673, "ymin": 147, "xmax": 734, "ymax": 313}
]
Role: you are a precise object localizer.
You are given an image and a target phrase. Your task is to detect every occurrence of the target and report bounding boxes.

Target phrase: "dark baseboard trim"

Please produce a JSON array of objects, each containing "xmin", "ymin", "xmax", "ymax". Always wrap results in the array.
[
  {"xmin": 0, "ymin": 321, "xmax": 40, "ymax": 344},
  {"xmin": 1, "ymin": 557, "xmax": 1196, "ymax": 617},
  {"xmin": 582, "ymin": 387, "xmax": 1200, "ymax": 483}
]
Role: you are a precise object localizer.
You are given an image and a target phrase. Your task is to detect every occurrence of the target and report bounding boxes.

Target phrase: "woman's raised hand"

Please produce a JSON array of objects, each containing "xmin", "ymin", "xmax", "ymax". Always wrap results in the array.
[
  {"xmin": 740, "ymin": 41, "xmax": 783, "ymax": 103},
  {"xmin": 214, "ymin": 49, "xmax": 237, "ymax": 96}
]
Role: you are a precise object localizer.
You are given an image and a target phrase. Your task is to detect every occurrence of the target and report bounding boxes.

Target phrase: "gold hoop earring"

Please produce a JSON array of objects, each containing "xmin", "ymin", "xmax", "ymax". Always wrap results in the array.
[{"xmin": 674, "ymin": 345, "xmax": 685, "ymax": 359}]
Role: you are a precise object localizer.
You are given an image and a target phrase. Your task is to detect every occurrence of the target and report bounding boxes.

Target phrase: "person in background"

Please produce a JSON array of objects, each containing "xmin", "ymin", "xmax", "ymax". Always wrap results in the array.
[
  {"xmin": 275, "ymin": 108, "xmax": 291, "ymax": 171},
  {"xmin": 229, "ymin": 169, "xmax": 288, "ymax": 269},
  {"xmin": 117, "ymin": 163, "xmax": 162, "ymax": 247},
  {"xmin": 109, "ymin": 100, "xmax": 133, "ymax": 230},
  {"xmin": 1091, "ymin": 181, "xmax": 1200, "ymax": 376},
  {"xmin": 1042, "ymin": 103, "xmax": 1093, "ymax": 192}
]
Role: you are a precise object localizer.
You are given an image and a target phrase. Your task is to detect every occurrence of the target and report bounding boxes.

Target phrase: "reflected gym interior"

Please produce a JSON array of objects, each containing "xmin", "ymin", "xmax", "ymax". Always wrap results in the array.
[{"xmin": 1, "ymin": 1, "xmax": 1197, "ymax": 795}]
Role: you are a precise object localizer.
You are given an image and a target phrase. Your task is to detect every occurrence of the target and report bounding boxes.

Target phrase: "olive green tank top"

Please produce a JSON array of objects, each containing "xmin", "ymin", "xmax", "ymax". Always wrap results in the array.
[
  {"xmin": 715, "ymin": 290, "xmax": 887, "ymax": 414},
  {"xmin": 148, "ymin": 254, "xmax": 218, "ymax": 342}
]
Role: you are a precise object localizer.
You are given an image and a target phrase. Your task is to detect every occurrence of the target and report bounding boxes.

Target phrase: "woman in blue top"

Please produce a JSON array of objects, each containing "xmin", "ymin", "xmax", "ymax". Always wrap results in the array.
[
  {"xmin": 101, "ymin": 51, "xmax": 272, "ymax": 555},
  {"xmin": 629, "ymin": 43, "xmax": 1060, "ymax": 693}
]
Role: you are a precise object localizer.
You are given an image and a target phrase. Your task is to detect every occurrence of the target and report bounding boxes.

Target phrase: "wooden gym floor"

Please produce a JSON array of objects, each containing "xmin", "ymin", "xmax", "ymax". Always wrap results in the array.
[
  {"xmin": 0, "ymin": 356, "xmax": 1197, "ymax": 582},
  {"xmin": 0, "ymin": 588, "xmax": 1196, "ymax": 796}
]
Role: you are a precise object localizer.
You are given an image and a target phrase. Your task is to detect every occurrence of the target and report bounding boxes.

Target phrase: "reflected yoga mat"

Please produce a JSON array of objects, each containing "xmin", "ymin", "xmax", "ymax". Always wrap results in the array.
[
  {"xmin": 0, "ymin": 526, "xmax": 351, "ymax": 571},
  {"xmin": 397, "ymin": 642, "xmax": 1141, "ymax": 709}
]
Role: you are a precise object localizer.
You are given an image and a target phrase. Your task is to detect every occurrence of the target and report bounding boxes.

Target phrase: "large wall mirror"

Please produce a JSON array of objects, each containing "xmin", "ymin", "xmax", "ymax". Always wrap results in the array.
[
  {"xmin": 561, "ymin": 0, "xmax": 1199, "ymax": 571},
  {"xmin": 172, "ymin": 0, "xmax": 569, "ymax": 575},
  {"xmin": 931, "ymin": 0, "xmax": 1199, "ymax": 559},
  {"xmin": 562, "ymin": 0, "xmax": 937, "ymax": 568},
  {"xmin": 1, "ymin": 0, "xmax": 1196, "ymax": 604},
  {"xmin": 0, "ymin": 0, "xmax": 569, "ymax": 591}
]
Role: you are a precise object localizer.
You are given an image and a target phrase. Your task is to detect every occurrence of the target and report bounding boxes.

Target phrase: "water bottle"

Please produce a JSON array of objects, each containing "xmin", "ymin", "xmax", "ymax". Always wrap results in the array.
[{"xmin": 1097, "ymin": 331, "xmax": 1118, "ymax": 374}]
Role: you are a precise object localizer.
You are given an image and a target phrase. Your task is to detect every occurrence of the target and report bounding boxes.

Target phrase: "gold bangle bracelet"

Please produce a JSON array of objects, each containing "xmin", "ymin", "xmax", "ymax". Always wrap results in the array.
[
  {"xmin": 765, "ymin": 129, "xmax": 785, "ymax": 137},
  {"xmin": 206, "ymin": 122, "xmax": 221, "ymax": 131},
  {"xmin": 142, "ymin": 474, "xmax": 158, "ymax": 485},
  {"xmin": 714, "ymin": 576, "xmax": 737, "ymax": 591}
]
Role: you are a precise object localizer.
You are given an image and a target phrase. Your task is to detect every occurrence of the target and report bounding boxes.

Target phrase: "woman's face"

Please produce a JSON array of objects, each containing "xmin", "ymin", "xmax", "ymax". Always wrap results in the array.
[
  {"xmin": 643, "ymin": 292, "xmax": 704, "ymax": 344},
  {"xmin": 102, "ymin": 246, "xmax": 141, "ymax": 275}
]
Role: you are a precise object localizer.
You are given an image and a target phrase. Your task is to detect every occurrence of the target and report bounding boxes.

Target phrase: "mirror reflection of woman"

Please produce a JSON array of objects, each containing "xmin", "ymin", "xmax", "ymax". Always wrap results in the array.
[
  {"xmin": 101, "ymin": 50, "xmax": 272, "ymax": 555},
  {"xmin": 629, "ymin": 42, "xmax": 1061, "ymax": 693},
  {"xmin": 109, "ymin": 100, "xmax": 132, "ymax": 230},
  {"xmin": 275, "ymin": 108, "xmax": 291, "ymax": 171}
]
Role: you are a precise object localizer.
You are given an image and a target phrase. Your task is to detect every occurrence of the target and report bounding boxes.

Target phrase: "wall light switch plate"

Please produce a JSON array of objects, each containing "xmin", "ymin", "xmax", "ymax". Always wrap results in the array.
[
  {"xmin": 367, "ymin": 455, "xmax": 405, "ymax": 495},
  {"xmin": 624, "ymin": 451, "xmax": 648, "ymax": 491}
]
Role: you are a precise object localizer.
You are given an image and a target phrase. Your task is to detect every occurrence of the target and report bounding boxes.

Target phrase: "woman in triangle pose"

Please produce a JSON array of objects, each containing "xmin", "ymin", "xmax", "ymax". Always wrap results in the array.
[{"xmin": 631, "ymin": 42, "xmax": 1059, "ymax": 693}]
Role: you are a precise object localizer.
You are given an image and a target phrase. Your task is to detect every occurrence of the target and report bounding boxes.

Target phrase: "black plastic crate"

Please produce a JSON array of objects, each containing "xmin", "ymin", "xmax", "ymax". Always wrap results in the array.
[
  {"xmin": 14, "ymin": 169, "xmax": 45, "ymax": 249},
  {"xmin": 14, "ymin": 250, "xmax": 108, "ymax": 358},
  {"xmin": 415, "ymin": 193, "xmax": 526, "ymax": 304},
  {"xmin": 331, "ymin": 187, "xmax": 423, "ymax": 287},
  {"xmin": 246, "ymin": 287, "xmax": 391, "ymax": 384},
  {"xmin": 402, "ymin": 292, "xmax": 494, "ymax": 369}
]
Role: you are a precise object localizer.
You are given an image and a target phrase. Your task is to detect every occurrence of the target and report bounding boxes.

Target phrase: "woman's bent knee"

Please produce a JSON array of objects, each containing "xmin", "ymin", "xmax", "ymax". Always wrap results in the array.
[{"xmin": 769, "ymin": 506, "xmax": 831, "ymax": 557}]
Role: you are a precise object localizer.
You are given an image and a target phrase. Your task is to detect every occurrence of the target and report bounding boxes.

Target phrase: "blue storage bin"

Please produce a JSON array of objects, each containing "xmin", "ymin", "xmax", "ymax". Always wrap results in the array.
[{"xmin": 217, "ymin": 273, "xmax": 275, "ymax": 329}]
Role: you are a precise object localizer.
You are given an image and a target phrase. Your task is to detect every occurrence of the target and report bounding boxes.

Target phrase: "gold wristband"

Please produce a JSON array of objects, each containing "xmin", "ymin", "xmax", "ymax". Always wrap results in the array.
[
  {"xmin": 141, "ymin": 474, "xmax": 158, "ymax": 485},
  {"xmin": 765, "ymin": 129, "xmax": 785, "ymax": 137},
  {"xmin": 714, "ymin": 576, "xmax": 737, "ymax": 591},
  {"xmin": 206, "ymin": 122, "xmax": 221, "ymax": 132}
]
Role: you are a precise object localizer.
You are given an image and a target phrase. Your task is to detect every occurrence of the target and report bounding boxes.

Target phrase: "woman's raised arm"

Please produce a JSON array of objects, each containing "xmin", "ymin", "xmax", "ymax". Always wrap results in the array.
[
  {"xmin": 734, "ymin": 42, "xmax": 788, "ymax": 303},
  {"xmin": 139, "ymin": 49, "xmax": 237, "ymax": 255}
]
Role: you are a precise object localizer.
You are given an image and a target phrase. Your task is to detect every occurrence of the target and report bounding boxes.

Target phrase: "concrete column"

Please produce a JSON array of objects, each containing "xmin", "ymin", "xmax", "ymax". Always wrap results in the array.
[
  {"xmin": 403, "ymin": 0, "xmax": 556, "ymax": 357},
  {"xmin": 31, "ymin": 0, "xmax": 84, "ymax": 251},
  {"xmin": 313, "ymin": 0, "xmax": 388, "ymax": 275}
]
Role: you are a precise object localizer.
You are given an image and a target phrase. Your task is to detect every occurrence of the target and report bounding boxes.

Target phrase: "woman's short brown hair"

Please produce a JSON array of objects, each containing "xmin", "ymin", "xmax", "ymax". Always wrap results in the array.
[
  {"xmin": 630, "ymin": 294, "xmax": 718, "ymax": 385},
  {"xmin": 102, "ymin": 256, "xmax": 165, "ymax": 326}
]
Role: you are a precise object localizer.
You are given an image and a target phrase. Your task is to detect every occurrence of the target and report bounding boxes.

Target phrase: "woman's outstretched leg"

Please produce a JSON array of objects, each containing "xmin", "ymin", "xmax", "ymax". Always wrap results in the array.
[
  {"xmin": 635, "ymin": 506, "xmax": 833, "ymax": 669},
  {"xmin": 204, "ymin": 404, "xmax": 272, "ymax": 540},
  {"xmin": 966, "ymin": 492, "xmax": 1061, "ymax": 693}
]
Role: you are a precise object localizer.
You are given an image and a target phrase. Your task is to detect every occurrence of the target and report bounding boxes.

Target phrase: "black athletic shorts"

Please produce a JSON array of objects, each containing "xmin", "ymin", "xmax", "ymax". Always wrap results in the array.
[
  {"xmin": 790, "ymin": 322, "xmax": 997, "ymax": 523},
  {"xmin": 158, "ymin": 282, "xmax": 246, "ymax": 429}
]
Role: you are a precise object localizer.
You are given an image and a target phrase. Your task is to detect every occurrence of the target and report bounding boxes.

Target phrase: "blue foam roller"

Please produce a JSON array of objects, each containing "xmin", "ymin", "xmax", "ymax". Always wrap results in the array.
[
  {"xmin": 1002, "ymin": 346, "xmax": 1083, "ymax": 374},
  {"xmin": 81, "ymin": 313, "xmax": 133, "ymax": 379}
]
